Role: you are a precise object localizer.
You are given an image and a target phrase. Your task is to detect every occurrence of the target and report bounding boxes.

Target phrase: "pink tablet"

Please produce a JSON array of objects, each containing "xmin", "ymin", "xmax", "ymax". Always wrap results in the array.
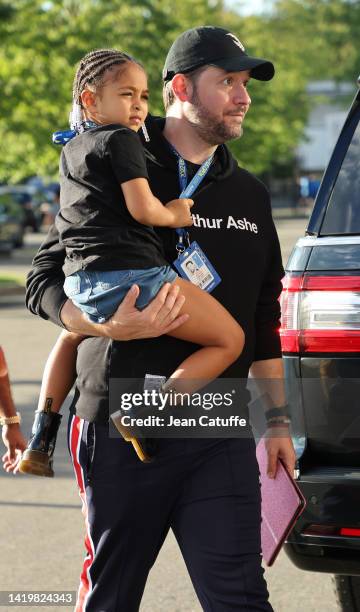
[{"xmin": 256, "ymin": 437, "xmax": 306, "ymax": 566}]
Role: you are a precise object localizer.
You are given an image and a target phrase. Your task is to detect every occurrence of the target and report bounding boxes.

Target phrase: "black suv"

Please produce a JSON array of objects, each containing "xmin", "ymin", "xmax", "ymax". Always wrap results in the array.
[{"xmin": 281, "ymin": 80, "xmax": 360, "ymax": 609}]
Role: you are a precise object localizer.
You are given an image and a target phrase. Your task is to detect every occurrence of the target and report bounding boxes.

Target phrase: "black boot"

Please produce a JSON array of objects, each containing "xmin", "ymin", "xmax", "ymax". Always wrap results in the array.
[{"xmin": 19, "ymin": 409, "xmax": 62, "ymax": 477}]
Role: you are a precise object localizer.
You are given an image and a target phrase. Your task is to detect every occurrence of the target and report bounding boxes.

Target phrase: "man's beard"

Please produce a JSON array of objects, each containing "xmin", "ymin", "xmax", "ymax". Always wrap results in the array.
[{"xmin": 187, "ymin": 86, "xmax": 244, "ymax": 146}]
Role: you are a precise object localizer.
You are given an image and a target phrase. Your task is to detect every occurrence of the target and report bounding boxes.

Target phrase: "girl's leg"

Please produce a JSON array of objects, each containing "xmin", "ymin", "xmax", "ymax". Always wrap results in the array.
[
  {"xmin": 37, "ymin": 330, "xmax": 84, "ymax": 413},
  {"xmin": 165, "ymin": 277, "xmax": 245, "ymax": 395},
  {"xmin": 19, "ymin": 331, "xmax": 85, "ymax": 477},
  {"xmin": 110, "ymin": 277, "xmax": 244, "ymax": 462}
]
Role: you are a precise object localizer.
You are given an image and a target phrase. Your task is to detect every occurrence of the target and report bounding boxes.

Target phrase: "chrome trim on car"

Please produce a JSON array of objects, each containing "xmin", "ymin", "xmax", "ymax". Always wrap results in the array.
[{"xmin": 297, "ymin": 236, "xmax": 360, "ymax": 247}]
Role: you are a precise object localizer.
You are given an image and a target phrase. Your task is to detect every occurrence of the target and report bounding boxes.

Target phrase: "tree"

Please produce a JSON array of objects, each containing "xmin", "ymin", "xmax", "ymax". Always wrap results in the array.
[
  {"xmin": 218, "ymin": 11, "xmax": 310, "ymax": 175},
  {"xmin": 0, "ymin": 0, "xmax": 222, "ymax": 182},
  {"xmin": 272, "ymin": 0, "xmax": 360, "ymax": 83},
  {"xmin": 225, "ymin": 0, "xmax": 360, "ymax": 175},
  {"xmin": 1, "ymin": 0, "xmax": 358, "ymax": 183}
]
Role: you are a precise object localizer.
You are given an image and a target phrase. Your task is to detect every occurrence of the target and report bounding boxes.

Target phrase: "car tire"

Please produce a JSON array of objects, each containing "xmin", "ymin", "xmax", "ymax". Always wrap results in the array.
[{"xmin": 333, "ymin": 575, "xmax": 360, "ymax": 611}]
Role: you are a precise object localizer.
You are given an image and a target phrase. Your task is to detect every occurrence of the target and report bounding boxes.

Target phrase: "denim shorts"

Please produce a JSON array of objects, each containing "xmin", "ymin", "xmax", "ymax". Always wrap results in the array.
[{"xmin": 63, "ymin": 265, "xmax": 178, "ymax": 323}]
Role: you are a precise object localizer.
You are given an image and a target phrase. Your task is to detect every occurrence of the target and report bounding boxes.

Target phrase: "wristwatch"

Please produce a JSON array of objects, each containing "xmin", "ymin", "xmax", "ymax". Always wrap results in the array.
[
  {"xmin": 266, "ymin": 417, "xmax": 291, "ymax": 428},
  {"xmin": 265, "ymin": 404, "xmax": 291, "ymax": 427},
  {"xmin": 0, "ymin": 412, "xmax": 21, "ymax": 426}
]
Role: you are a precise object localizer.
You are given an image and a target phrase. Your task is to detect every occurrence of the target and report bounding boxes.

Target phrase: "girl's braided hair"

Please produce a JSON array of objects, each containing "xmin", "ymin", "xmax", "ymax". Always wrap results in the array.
[
  {"xmin": 73, "ymin": 48, "xmax": 142, "ymax": 106},
  {"xmin": 69, "ymin": 48, "xmax": 143, "ymax": 131}
]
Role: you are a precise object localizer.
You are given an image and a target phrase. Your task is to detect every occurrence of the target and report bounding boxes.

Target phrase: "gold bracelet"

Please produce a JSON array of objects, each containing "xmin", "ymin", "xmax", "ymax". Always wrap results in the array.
[{"xmin": 0, "ymin": 412, "xmax": 21, "ymax": 426}]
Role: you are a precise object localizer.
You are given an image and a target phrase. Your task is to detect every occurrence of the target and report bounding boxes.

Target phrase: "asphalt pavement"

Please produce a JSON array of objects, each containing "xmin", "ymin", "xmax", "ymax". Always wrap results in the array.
[{"xmin": 0, "ymin": 219, "xmax": 339, "ymax": 612}]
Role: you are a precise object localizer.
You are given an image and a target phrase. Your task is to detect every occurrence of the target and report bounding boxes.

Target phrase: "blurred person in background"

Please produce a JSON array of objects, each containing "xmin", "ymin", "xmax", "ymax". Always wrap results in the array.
[
  {"xmin": 0, "ymin": 346, "xmax": 27, "ymax": 473},
  {"xmin": 39, "ymin": 185, "xmax": 61, "ymax": 228},
  {"xmin": 19, "ymin": 192, "xmax": 39, "ymax": 232},
  {"xmin": 49, "ymin": 184, "xmax": 60, "ymax": 223}
]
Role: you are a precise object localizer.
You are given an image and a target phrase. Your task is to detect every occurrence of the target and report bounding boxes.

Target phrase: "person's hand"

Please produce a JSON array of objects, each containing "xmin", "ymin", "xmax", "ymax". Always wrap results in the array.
[
  {"xmin": 165, "ymin": 198, "xmax": 194, "ymax": 228},
  {"xmin": 103, "ymin": 282, "xmax": 189, "ymax": 341},
  {"xmin": 265, "ymin": 426, "xmax": 296, "ymax": 479},
  {"xmin": 2, "ymin": 424, "xmax": 27, "ymax": 474}
]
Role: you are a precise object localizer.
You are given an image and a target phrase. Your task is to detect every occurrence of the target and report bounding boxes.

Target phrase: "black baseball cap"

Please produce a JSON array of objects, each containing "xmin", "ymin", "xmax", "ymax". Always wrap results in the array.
[{"xmin": 163, "ymin": 26, "xmax": 274, "ymax": 82}]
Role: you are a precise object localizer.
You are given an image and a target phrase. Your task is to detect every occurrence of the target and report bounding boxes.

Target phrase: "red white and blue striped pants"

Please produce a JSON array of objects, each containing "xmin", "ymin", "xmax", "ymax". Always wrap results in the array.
[{"xmin": 68, "ymin": 414, "xmax": 273, "ymax": 612}]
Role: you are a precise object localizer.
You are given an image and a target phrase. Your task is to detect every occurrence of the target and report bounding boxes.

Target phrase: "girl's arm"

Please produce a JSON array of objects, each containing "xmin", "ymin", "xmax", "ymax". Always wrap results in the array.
[
  {"xmin": 121, "ymin": 178, "xmax": 193, "ymax": 228},
  {"xmin": 0, "ymin": 346, "xmax": 27, "ymax": 473},
  {"xmin": 0, "ymin": 346, "xmax": 17, "ymax": 418}
]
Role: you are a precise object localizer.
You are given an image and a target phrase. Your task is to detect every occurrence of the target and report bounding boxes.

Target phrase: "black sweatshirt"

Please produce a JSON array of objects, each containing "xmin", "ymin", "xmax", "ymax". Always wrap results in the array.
[{"xmin": 26, "ymin": 115, "xmax": 284, "ymax": 424}]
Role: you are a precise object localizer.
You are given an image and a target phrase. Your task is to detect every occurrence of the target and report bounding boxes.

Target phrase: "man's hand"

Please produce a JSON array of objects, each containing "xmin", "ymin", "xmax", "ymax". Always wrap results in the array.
[
  {"xmin": 265, "ymin": 426, "xmax": 296, "ymax": 479},
  {"xmin": 61, "ymin": 281, "xmax": 189, "ymax": 340},
  {"xmin": 105, "ymin": 282, "xmax": 189, "ymax": 340},
  {"xmin": 2, "ymin": 424, "xmax": 27, "ymax": 474}
]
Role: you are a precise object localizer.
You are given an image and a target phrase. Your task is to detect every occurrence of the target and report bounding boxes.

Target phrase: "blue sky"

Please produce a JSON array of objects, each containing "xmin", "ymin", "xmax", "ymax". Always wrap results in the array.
[{"xmin": 227, "ymin": 0, "xmax": 275, "ymax": 15}]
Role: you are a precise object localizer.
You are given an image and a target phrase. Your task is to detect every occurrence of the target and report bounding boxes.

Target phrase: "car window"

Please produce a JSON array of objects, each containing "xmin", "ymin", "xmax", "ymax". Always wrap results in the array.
[
  {"xmin": 11, "ymin": 190, "xmax": 43, "ymax": 207},
  {"xmin": 0, "ymin": 194, "xmax": 22, "ymax": 217},
  {"xmin": 12, "ymin": 193, "xmax": 26, "ymax": 204},
  {"xmin": 0, "ymin": 194, "xmax": 13, "ymax": 213},
  {"xmin": 321, "ymin": 114, "xmax": 360, "ymax": 235}
]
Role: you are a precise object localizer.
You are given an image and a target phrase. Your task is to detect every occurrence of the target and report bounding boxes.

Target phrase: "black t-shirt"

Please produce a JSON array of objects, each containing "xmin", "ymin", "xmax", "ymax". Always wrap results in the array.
[{"xmin": 56, "ymin": 123, "xmax": 168, "ymax": 276}]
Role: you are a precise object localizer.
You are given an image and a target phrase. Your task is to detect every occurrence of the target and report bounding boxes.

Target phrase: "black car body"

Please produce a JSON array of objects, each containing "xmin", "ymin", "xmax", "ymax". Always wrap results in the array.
[
  {"xmin": 0, "ymin": 190, "xmax": 26, "ymax": 252},
  {"xmin": 281, "ymin": 80, "xmax": 360, "ymax": 608},
  {"xmin": 0, "ymin": 185, "xmax": 45, "ymax": 233}
]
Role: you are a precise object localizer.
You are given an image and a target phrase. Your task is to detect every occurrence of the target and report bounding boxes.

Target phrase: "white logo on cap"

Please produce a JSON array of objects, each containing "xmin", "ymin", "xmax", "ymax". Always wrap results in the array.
[{"xmin": 227, "ymin": 33, "xmax": 245, "ymax": 52}]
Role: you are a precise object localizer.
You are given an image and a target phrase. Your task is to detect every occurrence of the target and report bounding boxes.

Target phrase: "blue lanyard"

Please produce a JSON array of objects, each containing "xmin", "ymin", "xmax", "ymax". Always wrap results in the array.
[
  {"xmin": 176, "ymin": 153, "xmax": 214, "ymax": 198},
  {"xmin": 172, "ymin": 149, "xmax": 214, "ymax": 253}
]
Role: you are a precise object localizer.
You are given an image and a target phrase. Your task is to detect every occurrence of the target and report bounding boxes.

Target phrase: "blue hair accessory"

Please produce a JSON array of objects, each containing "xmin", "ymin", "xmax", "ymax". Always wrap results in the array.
[
  {"xmin": 52, "ymin": 120, "xmax": 98, "ymax": 146},
  {"xmin": 52, "ymin": 129, "xmax": 76, "ymax": 145}
]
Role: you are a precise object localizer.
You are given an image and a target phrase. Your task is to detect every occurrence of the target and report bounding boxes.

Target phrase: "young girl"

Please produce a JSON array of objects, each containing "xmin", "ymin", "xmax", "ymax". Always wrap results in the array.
[{"xmin": 19, "ymin": 48, "xmax": 244, "ymax": 473}]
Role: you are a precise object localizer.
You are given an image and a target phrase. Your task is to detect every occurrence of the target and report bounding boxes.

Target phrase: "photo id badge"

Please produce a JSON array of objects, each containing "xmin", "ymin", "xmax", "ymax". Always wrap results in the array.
[{"xmin": 173, "ymin": 241, "xmax": 221, "ymax": 293}]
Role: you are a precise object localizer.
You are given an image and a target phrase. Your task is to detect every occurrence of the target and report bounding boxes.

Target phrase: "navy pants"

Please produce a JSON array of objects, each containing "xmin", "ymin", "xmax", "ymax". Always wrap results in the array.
[{"xmin": 68, "ymin": 415, "xmax": 273, "ymax": 612}]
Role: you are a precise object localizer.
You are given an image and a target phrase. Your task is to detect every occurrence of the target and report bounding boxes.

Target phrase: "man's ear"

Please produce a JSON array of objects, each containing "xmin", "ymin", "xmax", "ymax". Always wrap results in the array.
[
  {"xmin": 80, "ymin": 88, "xmax": 97, "ymax": 111},
  {"xmin": 171, "ymin": 74, "xmax": 192, "ymax": 102}
]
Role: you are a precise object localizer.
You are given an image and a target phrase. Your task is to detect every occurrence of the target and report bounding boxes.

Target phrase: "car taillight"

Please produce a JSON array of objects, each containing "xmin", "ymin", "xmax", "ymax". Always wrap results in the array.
[
  {"xmin": 303, "ymin": 525, "xmax": 360, "ymax": 538},
  {"xmin": 280, "ymin": 274, "xmax": 360, "ymax": 353},
  {"xmin": 340, "ymin": 528, "xmax": 360, "ymax": 537}
]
